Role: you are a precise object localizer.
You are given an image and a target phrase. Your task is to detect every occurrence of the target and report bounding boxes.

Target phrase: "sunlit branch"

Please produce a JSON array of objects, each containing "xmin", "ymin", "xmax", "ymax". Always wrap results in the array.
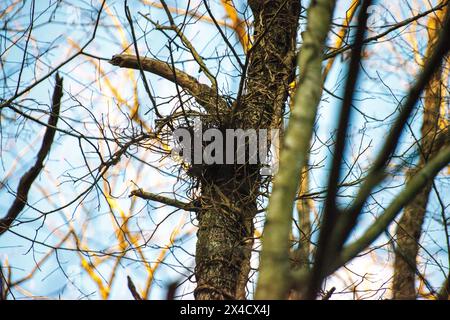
[
  {"xmin": 130, "ymin": 189, "xmax": 198, "ymax": 212},
  {"xmin": 109, "ymin": 54, "xmax": 227, "ymax": 114}
]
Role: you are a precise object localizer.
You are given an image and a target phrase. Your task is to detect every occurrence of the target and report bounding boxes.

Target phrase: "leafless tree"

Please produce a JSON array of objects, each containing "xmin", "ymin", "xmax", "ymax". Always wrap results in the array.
[{"xmin": 0, "ymin": 0, "xmax": 449, "ymax": 300}]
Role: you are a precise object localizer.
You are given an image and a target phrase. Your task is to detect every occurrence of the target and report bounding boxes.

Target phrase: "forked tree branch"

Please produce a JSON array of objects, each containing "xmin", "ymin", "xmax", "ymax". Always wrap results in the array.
[
  {"xmin": 334, "ymin": 142, "xmax": 450, "ymax": 274},
  {"xmin": 291, "ymin": 141, "xmax": 450, "ymax": 287},
  {"xmin": 336, "ymin": 6, "xmax": 450, "ymax": 242}
]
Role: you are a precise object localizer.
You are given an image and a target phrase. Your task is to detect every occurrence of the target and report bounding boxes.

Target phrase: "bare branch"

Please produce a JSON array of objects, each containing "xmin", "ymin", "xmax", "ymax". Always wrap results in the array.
[
  {"xmin": 109, "ymin": 54, "xmax": 227, "ymax": 114},
  {"xmin": 309, "ymin": 0, "xmax": 373, "ymax": 299},
  {"xmin": 324, "ymin": 0, "xmax": 450, "ymax": 60},
  {"xmin": 336, "ymin": 143, "xmax": 450, "ymax": 273},
  {"xmin": 337, "ymin": 7, "xmax": 450, "ymax": 241},
  {"xmin": 130, "ymin": 189, "xmax": 198, "ymax": 211},
  {"xmin": 0, "ymin": 73, "xmax": 63, "ymax": 236},
  {"xmin": 127, "ymin": 275, "xmax": 143, "ymax": 300}
]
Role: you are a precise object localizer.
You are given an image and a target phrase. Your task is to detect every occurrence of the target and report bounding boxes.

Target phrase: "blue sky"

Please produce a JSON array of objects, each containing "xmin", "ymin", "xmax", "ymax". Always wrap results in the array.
[{"xmin": 0, "ymin": 0, "xmax": 448, "ymax": 299}]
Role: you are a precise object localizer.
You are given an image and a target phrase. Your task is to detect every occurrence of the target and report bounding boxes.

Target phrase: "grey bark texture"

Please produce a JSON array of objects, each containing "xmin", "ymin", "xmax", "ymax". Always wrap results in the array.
[{"xmin": 194, "ymin": 0, "xmax": 301, "ymax": 300}]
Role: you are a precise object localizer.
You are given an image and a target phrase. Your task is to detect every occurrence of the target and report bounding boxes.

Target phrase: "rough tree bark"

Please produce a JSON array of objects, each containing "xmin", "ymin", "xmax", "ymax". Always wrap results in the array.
[
  {"xmin": 112, "ymin": 0, "xmax": 301, "ymax": 300},
  {"xmin": 194, "ymin": 0, "xmax": 300, "ymax": 300},
  {"xmin": 392, "ymin": 5, "xmax": 449, "ymax": 299}
]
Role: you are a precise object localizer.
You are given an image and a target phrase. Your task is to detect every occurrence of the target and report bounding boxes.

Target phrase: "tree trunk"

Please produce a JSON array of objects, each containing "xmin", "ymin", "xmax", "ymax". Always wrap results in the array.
[
  {"xmin": 194, "ymin": 0, "xmax": 300, "ymax": 300},
  {"xmin": 194, "ymin": 167, "xmax": 259, "ymax": 299},
  {"xmin": 392, "ymin": 5, "xmax": 448, "ymax": 299}
]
